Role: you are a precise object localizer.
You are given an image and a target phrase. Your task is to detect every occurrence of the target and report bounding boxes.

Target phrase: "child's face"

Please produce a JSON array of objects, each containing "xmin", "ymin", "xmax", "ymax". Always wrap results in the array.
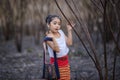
[{"xmin": 49, "ymin": 17, "xmax": 61, "ymax": 33}]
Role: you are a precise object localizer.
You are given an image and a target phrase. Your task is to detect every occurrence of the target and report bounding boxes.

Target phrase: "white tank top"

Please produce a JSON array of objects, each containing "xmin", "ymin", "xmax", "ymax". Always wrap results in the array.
[{"xmin": 47, "ymin": 30, "xmax": 69, "ymax": 58}]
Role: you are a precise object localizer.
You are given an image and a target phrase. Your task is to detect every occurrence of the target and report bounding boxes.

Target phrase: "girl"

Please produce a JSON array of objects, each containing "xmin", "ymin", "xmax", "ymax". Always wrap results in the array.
[{"xmin": 45, "ymin": 14, "xmax": 74, "ymax": 80}]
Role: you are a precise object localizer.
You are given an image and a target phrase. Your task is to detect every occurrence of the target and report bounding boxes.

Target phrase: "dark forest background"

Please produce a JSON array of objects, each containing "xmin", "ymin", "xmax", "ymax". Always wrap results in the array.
[{"xmin": 0, "ymin": 0, "xmax": 120, "ymax": 80}]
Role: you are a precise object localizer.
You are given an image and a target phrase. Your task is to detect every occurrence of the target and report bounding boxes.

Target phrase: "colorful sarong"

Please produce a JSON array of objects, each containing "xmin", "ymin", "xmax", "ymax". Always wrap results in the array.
[{"xmin": 50, "ymin": 55, "xmax": 70, "ymax": 80}]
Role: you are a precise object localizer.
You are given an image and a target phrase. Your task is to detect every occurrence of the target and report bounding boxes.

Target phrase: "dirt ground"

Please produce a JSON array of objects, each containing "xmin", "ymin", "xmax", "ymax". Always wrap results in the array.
[{"xmin": 0, "ymin": 36, "xmax": 120, "ymax": 80}]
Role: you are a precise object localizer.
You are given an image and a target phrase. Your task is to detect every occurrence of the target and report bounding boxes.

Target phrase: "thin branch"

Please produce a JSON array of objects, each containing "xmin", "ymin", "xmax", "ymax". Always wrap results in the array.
[
  {"xmin": 99, "ymin": 0, "xmax": 104, "ymax": 8},
  {"xmin": 65, "ymin": 0, "xmax": 103, "ymax": 78},
  {"xmin": 109, "ymin": 0, "xmax": 120, "ymax": 80},
  {"xmin": 103, "ymin": 1, "xmax": 108, "ymax": 80},
  {"xmin": 90, "ymin": 0, "xmax": 103, "ymax": 14},
  {"xmin": 109, "ymin": 0, "xmax": 120, "ymax": 53}
]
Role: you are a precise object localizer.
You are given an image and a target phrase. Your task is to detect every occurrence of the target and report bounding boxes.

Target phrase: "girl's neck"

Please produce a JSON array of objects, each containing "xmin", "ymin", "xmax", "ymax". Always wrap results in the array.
[{"xmin": 52, "ymin": 31, "xmax": 61, "ymax": 38}]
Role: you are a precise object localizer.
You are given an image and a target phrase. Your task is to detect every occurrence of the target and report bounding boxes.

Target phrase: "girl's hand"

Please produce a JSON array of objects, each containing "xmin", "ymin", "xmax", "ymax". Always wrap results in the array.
[{"xmin": 66, "ymin": 21, "xmax": 75, "ymax": 31}]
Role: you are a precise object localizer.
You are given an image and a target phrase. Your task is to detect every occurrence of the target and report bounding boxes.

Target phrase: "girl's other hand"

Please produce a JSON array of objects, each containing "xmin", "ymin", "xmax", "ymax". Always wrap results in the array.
[{"xmin": 66, "ymin": 21, "xmax": 75, "ymax": 31}]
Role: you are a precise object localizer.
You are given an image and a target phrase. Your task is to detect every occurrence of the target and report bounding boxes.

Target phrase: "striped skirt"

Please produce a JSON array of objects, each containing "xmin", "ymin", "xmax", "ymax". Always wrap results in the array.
[{"xmin": 50, "ymin": 55, "xmax": 70, "ymax": 80}]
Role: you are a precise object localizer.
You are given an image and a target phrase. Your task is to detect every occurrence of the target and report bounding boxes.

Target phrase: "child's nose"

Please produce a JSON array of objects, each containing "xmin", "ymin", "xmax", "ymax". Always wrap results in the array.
[{"xmin": 57, "ymin": 24, "xmax": 60, "ymax": 27}]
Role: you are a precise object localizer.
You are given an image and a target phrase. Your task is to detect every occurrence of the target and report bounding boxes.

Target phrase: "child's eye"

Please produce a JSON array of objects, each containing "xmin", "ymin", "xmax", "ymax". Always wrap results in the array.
[
  {"xmin": 53, "ymin": 22, "xmax": 57, "ymax": 25},
  {"xmin": 52, "ymin": 21, "xmax": 57, "ymax": 25},
  {"xmin": 53, "ymin": 21, "xmax": 61, "ymax": 25}
]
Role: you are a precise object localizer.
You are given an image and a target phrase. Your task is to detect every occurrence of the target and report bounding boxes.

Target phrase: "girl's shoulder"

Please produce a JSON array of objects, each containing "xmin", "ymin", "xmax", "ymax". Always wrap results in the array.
[{"xmin": 58, "ymin": 29, "xmax": 64, "ymax": 34}]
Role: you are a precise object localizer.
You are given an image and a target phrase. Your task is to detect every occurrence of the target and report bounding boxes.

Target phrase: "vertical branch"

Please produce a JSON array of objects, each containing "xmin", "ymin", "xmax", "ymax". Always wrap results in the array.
[
  {"xmin": 106, "ymin": 0, "xmax": 120, "ymax": 52},
  {"xmin": 103, "ymin": 0, "xmax": 108, "ymax": 80},
  {"xmin": 3, "ymin": 0, "xmax": 13, "ymax": 41},
  {"xmin": 109, "ymin": 0, "xmax": 120, "ymax": 80},
  {"xmin": 117, "ymin": 30, "xmax": 120, "ymax": 44},
  {"xmin": 102, "ymin": 0, "xmax": 120, "ymax": 80},
  {"xmin": 102, "ymin": 0, "xmax": 120, "ymax": 79},
  {"xmin": 109, "ymin": 0, "xmax": 120, "ymax": 52},
  {"xmin": 19, "ymin": 0, "xmax": 23, "ymax": 52},
  {"xmin": 14, "ymin": 0, "xmax": 25, "ymax": 52},
  {"xmin": 112, "ymin": 51, "xmax": 117, "ymax": 80}
]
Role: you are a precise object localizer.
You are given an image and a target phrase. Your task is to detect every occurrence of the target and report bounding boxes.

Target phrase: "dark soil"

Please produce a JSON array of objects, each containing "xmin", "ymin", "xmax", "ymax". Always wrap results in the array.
[{"xmin": 0, "ymin": 36, "xmax": 120, "ymax": 80}]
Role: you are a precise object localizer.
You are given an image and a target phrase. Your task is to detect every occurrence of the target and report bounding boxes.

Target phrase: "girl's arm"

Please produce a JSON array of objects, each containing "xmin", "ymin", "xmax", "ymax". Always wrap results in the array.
[
  {"xmin": 65, "ymin": 30, "xmax": 72, "ymax": 46},
  {"xmin": 46, "ymin": 33, "xmax": 60, "ymax": 52},
  {"xmin": 65, "ymin": 22, "xmax": 75, "ymax": 46}
]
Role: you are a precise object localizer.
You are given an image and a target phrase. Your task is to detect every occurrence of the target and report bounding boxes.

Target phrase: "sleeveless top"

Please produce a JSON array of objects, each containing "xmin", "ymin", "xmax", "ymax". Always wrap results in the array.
[{"xmin": 47, "ymin": 30, "xmax": 69, "ymax": 58}]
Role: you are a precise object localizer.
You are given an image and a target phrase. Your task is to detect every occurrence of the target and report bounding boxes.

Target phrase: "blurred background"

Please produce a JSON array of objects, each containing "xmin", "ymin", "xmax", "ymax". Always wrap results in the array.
[{"xmin": 0, "ymin": 0, "xmax": 120, "ymax": 80}]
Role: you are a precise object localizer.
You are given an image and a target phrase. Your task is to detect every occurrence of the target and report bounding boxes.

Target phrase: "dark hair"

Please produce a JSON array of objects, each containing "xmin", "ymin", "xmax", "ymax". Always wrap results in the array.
[{"xmin": 45, "ymin": 15, "xmax": 61, "ymax": 24}]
